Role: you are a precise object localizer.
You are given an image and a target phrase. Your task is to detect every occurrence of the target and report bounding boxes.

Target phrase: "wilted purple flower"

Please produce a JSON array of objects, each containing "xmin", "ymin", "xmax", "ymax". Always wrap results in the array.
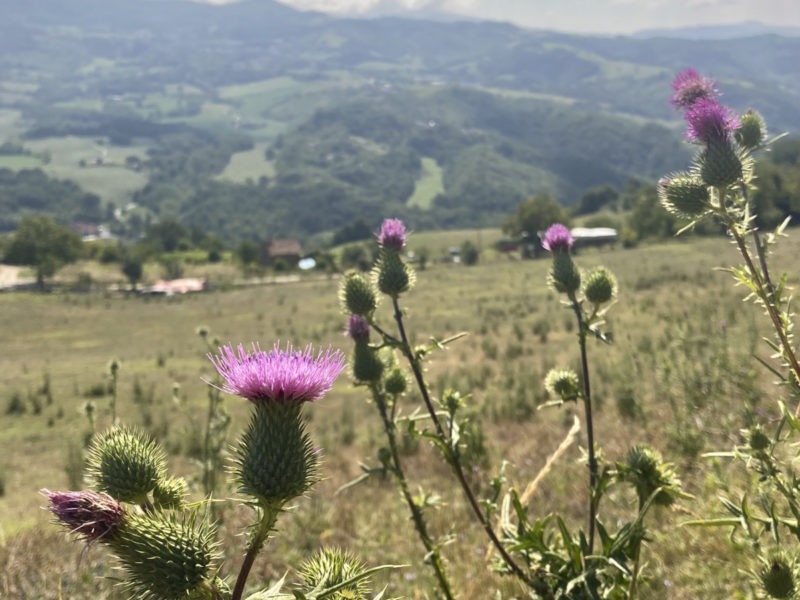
[
  {"xmin": 542, "ymin": 224, "xmax": 573, "ymax": 253},
  {"xmin": 209, "ymin": 342, "xmax": 345, "ymax": 403},
  {"xmin": 377, "ymin": 218, "xmax": 407, "ymax": 251},
  {"xmin": 685, "ymin": 98, "xmax": 740, "ymax": 145},
  {"xmin": 43, "ymin": 489, "xmax": 124, "ymax": 543},
  {"xmin": 346, "ymin": 314, "xmax": 370, "ymax": 343},
  {"xmin": 670, "ymin": 68, "xmax": 717, "ymax": 109}
]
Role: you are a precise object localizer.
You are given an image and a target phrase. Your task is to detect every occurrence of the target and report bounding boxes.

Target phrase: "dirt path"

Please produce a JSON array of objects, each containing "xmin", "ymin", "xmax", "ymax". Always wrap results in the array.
[{"xmin": 0, "ymin": 265, "xmax": 34, "ymax": 289}]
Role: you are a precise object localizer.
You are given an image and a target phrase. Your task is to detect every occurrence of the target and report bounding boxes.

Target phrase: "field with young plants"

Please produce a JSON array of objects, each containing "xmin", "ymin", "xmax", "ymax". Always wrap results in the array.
[{"xmin": 1, "ymin": 230, "xmax": 798, "ymax": 599}]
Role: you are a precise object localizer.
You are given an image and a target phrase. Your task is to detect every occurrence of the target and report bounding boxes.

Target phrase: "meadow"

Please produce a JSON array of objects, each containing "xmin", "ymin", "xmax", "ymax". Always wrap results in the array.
[{"xmin": 1, "ymin": 232, "xmax": 796, "ymax": 598}]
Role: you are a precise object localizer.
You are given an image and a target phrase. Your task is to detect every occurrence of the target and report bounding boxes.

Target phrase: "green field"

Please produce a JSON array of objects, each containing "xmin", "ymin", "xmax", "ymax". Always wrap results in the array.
[
  {"xmin": 216, "ymin": 142, "xmax": 275, "ymax": 183},
  {"xmin": 0, "ymin": 155, "xmax": 43, "ymax": 169},
  {"xmin": 407, "ymin": 156, "xmax": 444, "ymax": 209},
  {"xmin": 1, "ymin": 233, "xmax": 797, "ymax": 598},
  {"xmin": 24, "ymin": 136, "xmax": 149, "ymax": 205}
]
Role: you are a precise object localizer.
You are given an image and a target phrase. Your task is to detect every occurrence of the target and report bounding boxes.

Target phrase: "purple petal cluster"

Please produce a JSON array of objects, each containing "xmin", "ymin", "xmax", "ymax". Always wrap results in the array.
[
  {"xmin": 209, "ymin": 342, "xmax": 345, "ymax": 403},
  {"xmin": 44, "ymin": 489, "xmax": 124, "ymax": 543},
  {"xmin": 670, "ymin": 68, "xmax": 717, "ymax": 109},
  {"xmin": 377, "ymin": 218, "xmax": 407, "ymax": 251},
  {"xmin": 346, "ymin": 314, "xmax": 370, "ymax": 343},
  {"xmin": 542, "ymin": 224, "xmax": 573, "ymax": 253},
  {"xmin": 685, "ymin": 98, "xmax": 740, "ymax": 145}
]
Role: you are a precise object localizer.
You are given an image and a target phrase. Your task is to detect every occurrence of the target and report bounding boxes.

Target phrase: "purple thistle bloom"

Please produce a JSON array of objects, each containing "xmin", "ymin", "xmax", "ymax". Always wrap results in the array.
[
  {"xmin": 209, "ymin": 342, "xmax": 345, "ymax": 403},
  {"xmin": 346, "ymin": 314, "xmax": 370, "ymax": 343},
  {"xmin": 43, "ymin": 489, "xmax": 124, "ymax": 543},
  {"xmin": 542, "ymin": 224, "xmax": 573, "ymax": 253},
  {"xmin": 377, "ymin": 218, "xmax": 407, "ymax": 251},
  {"xmin": 685, "ymin": 98, "xmax": 740, "ymax": 145},
  {"xmin": 670, "ymin": 68, "xmax": 717, "ymax": 109}
]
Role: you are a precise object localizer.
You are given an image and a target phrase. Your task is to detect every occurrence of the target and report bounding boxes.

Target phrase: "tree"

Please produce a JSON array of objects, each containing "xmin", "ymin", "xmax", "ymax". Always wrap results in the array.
[
  {"xmin": 460, "ymin": 240, "xmax": 479, "ymax": 266},
  {"xmin": 4, "ymin": 216, "xmax": 83, "ymax": 289},
  {"xmin": 502, "ymin": 193, "xmax": 570, "ymax": 257},
  {"xmin": 121, "ymin": 255, "xmax": 144, "ymax": 291}
]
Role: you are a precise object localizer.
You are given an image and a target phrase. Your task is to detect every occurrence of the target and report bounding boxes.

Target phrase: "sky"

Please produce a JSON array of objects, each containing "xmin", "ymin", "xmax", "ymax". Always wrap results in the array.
[{"xmin": 255, "ymin": 0, "xmax": 800, "ymax": 35}]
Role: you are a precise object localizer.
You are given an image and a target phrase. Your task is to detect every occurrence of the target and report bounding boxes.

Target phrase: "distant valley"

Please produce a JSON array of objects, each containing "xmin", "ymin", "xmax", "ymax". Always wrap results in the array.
[{"xmin": 1, "ymin": 0, "xmax": 799, "ymax": 241}]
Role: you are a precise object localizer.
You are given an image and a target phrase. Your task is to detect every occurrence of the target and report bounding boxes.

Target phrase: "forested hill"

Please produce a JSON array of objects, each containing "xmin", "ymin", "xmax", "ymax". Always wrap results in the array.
[{"xmin": 1, "ymin": 0, "xmax": 799, "ymax": 240}]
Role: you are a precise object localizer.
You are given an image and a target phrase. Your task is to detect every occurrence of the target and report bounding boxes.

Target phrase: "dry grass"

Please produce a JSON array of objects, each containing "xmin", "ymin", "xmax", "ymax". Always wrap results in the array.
[{"xmin": 1, "ymin": 232, "xmax": 798, "ymax": 598}]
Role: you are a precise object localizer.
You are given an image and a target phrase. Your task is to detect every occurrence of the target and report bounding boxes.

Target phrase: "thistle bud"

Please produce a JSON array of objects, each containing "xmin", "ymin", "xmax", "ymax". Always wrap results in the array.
[
  {"xmin": 112, "ymin": 511, "xmax": 219, "ymax": 600},
  {"xmin": 583, "ymin": 267, "xmax": 617, "ymax": 306},
  {"xmin": 735, "ymin": 109, "xmax": 767, "ymax": 150},
  {"xmin": 234, "ymin": 402, "xmax": 317, "ymax": 508},
  {"xmin": 617, "ymin": 444, "xmax": 682, "ymax": 507},
  {"xmin": 384, "ymin": 366, "xmax": 408, "ymax": 396},
  {"xmin": 153, "ymin": 477, "xmax": 188, "ymax": 510},
  {"xmin": 299, "ymin": 547, "xmax": 370, "ymax": 599},
  {"xmin": 346, "ymin": 314, "xmax": 371, "ymax": 344},
  {"xmin": 658, "ymin": 174, "xmax": 710, "ymax": 218},
  {"xmin": 544, "ymin": 368, "xmax": 580, "ymax": 403},
  {"xmin": 374, "ymin": 251, "xmax": 414, "ymax": 298},
  {"xmin": 87, "ymin": 427, "xmax": 167, "ymax": 504},
  {"xmin": 352, "ymin": 344, "xmax": 384, "ymax": 384},
  {"xmin": 698, "ymin": 142, "xmax": 743, "ymax": 188},
  {"xmin": 339, "ymin": 272, "xmax": 378, "ymax": 317},
  {"xmin": 759, "ymin": 555, "xmax": 796, "ymax": 599}
]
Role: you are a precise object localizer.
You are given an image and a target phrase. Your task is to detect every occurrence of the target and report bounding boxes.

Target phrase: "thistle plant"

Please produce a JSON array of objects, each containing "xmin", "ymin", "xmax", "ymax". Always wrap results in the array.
[
  {"xmin": 45, "ymin": 341, "xmax": 395, "ymax": 600},
  {"xmin": 490, "ymin": 223, "xmax": 683, "ymax": 598},
  {"xmin": 338, "ymin": 218, "xmax": 681, "ymax": 597},
  {"xmin": 662, "ymin": 68, "xmax": 800, "ymax": 598}
]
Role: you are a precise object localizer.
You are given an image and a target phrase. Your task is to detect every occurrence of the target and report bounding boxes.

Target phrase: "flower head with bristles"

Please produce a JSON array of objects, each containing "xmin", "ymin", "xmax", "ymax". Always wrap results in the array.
[
  {"xmin": 43, "ymin": 489, "xmax": 125, "ymax": 544},
  {"xmin": 542, "ymin": 224, "xmax": 573, "ymax": 253},
  {"xmin": 209, "ymin": 342, "xmax": 345, "ymax": 404},
  {"xmin": 670, "ymin": 68, "xmax": 717, "ymax": 109},
  {"xmin": 376, "ymin": 218, "xmax": 407, "ymax": 251},
  {"xmin": 685, "ymin": 98, "xmax": 740, "ymax": 145}
]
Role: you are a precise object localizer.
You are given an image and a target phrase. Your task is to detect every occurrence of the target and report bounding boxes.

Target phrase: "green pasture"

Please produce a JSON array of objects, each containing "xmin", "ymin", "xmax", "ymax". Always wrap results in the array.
[
  {"xmin": 0, "ymin": 155, "xmax": 43, "ymax": 169},
  {"xmin": 407, "ymin": 156, "xmax": 444, "ymax": 209},
  {"xmin": 2, "ymin": 233, "xmax": 798, "ymax": 597},
  {"xmin": 0, "ymin": 109, "xmax": 25, "ymax": 141},
  {"xmin": 216, "ymin": 142, "xmax": 275, "ymax": 183},
  {"xmin": 24, "ymin": 136, "xmax": 149, "ymax": 205}
]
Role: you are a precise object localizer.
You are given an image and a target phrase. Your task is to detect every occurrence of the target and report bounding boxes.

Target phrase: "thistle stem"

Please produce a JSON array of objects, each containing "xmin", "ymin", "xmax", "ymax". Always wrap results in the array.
[
  {"xmin": 570, "ymin": 297, "xmax": 598, "ymax": 554},
  {"xmin": 372, "ymin": 386, "xmax": 455, "ymax": 600},
  {"xmin": 391, "ymin": 297, "xmax": 532, "ymax": 587},
  {"xmin": 729, "ymin": 225, "xmax": 800, "ymax": 405},
  {"xmin": 231, "ymin": 507, "xmax": 278, "ymax": 600}
]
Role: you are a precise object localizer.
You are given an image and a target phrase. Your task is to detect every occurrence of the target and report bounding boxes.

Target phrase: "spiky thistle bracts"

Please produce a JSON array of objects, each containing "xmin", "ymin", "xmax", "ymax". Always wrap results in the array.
[{"xmin": 86, "ymin": 427, "xmax": 167, "ymax": 504}]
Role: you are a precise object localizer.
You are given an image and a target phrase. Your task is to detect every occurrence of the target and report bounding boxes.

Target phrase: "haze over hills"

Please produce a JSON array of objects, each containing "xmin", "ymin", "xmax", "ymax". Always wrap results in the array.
[{"xmin": 1, "ymin": 0, "xmax": 799, "ymax": 241}]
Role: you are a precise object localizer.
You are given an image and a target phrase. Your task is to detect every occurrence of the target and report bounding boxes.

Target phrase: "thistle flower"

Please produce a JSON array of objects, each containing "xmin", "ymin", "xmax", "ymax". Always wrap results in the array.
[
  {"xmin": 346, "ymin": 314, "xmax": 370, "ymax": 343},
  {"xmin": 541, "ymin": 224, "xmax": 573, "ymax": 253},
  {"xmin": 685, "ymin": 98, "xmax": 740, "ymax": 145},
  {"xmin": 209, "ymin": 342, "xmax": 345, "ymax": 404},
  {"xmin": 670, "ymin": 68, "xmax": 717, "ymax": 109},
  {"xmin": 44, "ymin": 489, "xmax": 125, "ymax": 543},
  {"xmin": 377, "ymin": 218, "xmax": 407, "ymax": 251}
]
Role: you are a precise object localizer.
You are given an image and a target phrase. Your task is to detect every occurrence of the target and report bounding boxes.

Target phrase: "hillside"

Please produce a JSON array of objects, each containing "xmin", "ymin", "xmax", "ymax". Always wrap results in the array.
[{"xmin": 1, "ymin": 0, "xmax": 799, "ymax": 241}]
